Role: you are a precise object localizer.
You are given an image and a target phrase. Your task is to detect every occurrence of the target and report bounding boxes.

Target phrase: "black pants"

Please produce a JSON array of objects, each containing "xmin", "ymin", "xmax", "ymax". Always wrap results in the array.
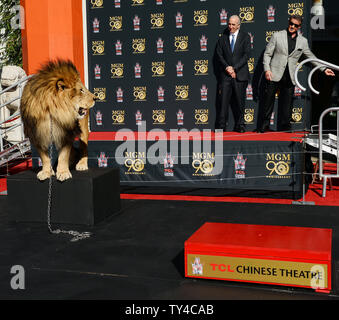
[
  {"xmin": 257, "ymin": 71, "xmax": 294, "ymax": 132},
  {"xmin": 215, "ymin": 78, "xmax": 248, "ymax": 131}
]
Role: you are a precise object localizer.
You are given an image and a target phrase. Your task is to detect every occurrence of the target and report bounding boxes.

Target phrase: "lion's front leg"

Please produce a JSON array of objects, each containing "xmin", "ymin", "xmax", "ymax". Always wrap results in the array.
[
  {"xmin": 75, "ymin": 137, "xmax": 88, "ymax": 171},
  {"xmin": 76, "ymin": 115, "xmax": 89, "ymax": 171},
  {"xmin": 76, "ymin": 155, "xmax": 88, "ymax": 171},
  {"xmin": 56, "ymin": 144, "xmax": 72, "ymax": 181},
  {"xmin": 37, "ymin": 149, "xmax": 55, "ymax": 181}
]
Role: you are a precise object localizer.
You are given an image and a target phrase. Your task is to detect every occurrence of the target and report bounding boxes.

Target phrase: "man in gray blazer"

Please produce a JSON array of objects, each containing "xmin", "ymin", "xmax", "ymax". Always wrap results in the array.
[{"xmin": 256, "ymin": 15, "xmax": 335, "ymax": 133}]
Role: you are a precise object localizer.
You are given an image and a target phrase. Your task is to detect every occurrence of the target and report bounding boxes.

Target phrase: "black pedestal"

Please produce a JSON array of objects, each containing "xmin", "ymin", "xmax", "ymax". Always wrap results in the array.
[{"xmin": 7, "ymin": 168, "xmax": 121, "ymax": 226}]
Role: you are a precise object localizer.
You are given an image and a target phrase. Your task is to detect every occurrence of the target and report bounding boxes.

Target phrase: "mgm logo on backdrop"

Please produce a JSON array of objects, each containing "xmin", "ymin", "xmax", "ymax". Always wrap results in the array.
[
  {"xmin": 291, "ymin": 107, "xmax": 303, "ymax": 123},
  {"xmin": 194, "ymin": 60, "xmax": 209, "ymax": 76},
  {"xmin": 151, "ymin": 13, "xmax": 164, "ymax": 29},
  {"xmin": 109, "ymin": 16, "xmax": 123, "ymax": 31},
  {"xmin": 112, "ymin": 110, "xmax": 125, "ymax": 125},
  {"xmin": 266, "ymin": 31, "xmax": 278, "ymax": 43},
  {"xmin": 244, "ymin": 108, "xmax": 255, "ymax": 125},
  {"xmin": 175, "ymin": 85, "xmax": 189, "ymax": 101},
  {"xmin": 111, "ymin": 63, "xmax": 124, "ymax": 78},
  {"xmin": 91, "ymin": 0, "xmax": 103, "ymax": 9},
  {"xmin": 93, "ymin": 88, "xmax": 106, "ymax": 102},
  {"xmin": 247, "ymin": 58, "xmax": 255, "ymax": 74},
  {"xmin": 265, "ymin": 153, "xmax": 291, "ymax": 179},
  {"xmin": 288, "ymin": 2, "xmax": 304, "ymax": 16},
  {"xmin": 174, "ymin": 36, "xmax": 189, "ymax": 52},
  {"xmin": 192, "ymin": 153, "xmax": 215, "ymax": 176},
  {"xmin": 152, "ymin": 110, "xmax": 166, "ymax": 125},
  {"xmin": 92, "ymin": 41, "xmax": 105, "ymax": 55},
  {"xmin": 239, "ymin": 6, "xmax": 255, "ymax": 23},
  {"xmin": 152, "ymin": 62, "xmax": 165, "ymax": 77},
  {"xmin": 133, "ymin": 86, "xmax": 147, "ymax": 101},
  {"xmin": 132, "ymin": 38, "xmax": 146, "ymax": 54},
  {"xmin": 131, "ymin": 0, "xmax": 145, "ymax": 6},
  {"xmin": 124, "ymin": 152, "xmax": 146, "ymax": 175},
  {"xmin": 194, "ymin": 10, "xmax": 208, "ymax": 26},
  {"xmin": 195, "ymin": 109, "xmax": 209, "ymax": 125}
]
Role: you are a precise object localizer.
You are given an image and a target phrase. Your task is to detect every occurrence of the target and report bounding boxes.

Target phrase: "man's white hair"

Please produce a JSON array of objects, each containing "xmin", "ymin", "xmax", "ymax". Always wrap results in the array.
[{"xmin": 229, "ymin": 15, "xmax": 241, "ymax": 25}]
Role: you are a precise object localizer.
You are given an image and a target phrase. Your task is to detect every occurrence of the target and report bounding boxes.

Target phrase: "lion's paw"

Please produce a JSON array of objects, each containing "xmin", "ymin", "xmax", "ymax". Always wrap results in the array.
[
  {"xmin": 56, "ymin": 170, "xmax": 72, "ymax": 181},
  {"xmin": 37, "ymin": 169, "xmax": 55, "ymax": 181},
  {"xmin": 76, "ymin": 161, "xmax": 88, "ymax": 171}
]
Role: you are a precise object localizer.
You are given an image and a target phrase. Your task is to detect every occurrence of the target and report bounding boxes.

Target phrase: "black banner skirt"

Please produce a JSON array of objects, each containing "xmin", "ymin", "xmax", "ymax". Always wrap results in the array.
[{"xmin": 87, "ymin": 138, "xmax": 304, "ymax": 198}]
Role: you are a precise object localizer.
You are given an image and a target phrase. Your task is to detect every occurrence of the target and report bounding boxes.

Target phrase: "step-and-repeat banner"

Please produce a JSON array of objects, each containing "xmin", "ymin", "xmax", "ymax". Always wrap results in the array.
[
  {"xmin": 87, "ymin": 138, "xmax": 304, "ymax": 197},
  {"xmin": 85, "ymin": 0, "xmax": 311, "ymax": 132}
]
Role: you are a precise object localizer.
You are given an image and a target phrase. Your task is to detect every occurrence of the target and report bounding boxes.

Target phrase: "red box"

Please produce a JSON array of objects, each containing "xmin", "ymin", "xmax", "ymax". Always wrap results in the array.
[{"xmin": 185, "ymin": 223, "xmax": 332, "ymax": 292}]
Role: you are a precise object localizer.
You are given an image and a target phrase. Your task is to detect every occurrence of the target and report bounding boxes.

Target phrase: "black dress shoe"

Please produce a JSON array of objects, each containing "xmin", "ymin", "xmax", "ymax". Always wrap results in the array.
[
  {"xmin": 234, "ymin": 127, "xmax": 245, "ymax": 133},
  {"xmin": 257, "ymin": 126, "xmax": 271, "ymax": 133},
  {"xmin": 253, "ymin": 128, "xmax": 265, "ymax": 133}
]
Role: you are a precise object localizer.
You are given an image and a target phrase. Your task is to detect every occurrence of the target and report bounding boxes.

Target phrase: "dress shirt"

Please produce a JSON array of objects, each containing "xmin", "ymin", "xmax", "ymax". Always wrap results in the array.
[
  {"xmin": 287, "ymin": 29, "xmax": 297, "ymax": 55},
  {"xmin": 229, "ymin": 30, "xmax": 240, "ymax": 46}
]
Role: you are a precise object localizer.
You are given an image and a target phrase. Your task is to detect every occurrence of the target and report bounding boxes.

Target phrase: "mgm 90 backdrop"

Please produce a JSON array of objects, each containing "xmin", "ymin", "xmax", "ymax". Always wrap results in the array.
[{"xmin": 86, "ymin": 0, "xmax": 311, "ymax": 132}]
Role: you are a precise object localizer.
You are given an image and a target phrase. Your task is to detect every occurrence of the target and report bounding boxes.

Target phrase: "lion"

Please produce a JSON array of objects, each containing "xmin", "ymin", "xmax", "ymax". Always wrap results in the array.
[{"xmin": 20, "ymin": 59, "xmax": 95, "ymax": 181}]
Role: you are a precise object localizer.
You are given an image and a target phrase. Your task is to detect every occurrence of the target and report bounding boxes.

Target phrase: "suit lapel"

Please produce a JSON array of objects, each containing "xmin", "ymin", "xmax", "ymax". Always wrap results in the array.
[
  {"xmin": 289, "ymin": 34, "xmax": 301, "ymax": 56},
  {"xmin": 282, "ymin": 30, "xmax": 288, "ymax": 55},
  {"xmin": 223, "ymin": 32, "xmax": 230, "ymax": 49},
  {"xmin": 224, "ymin": 31, "xmax": 242, "ymax": 55},
  {"xmin": 233, "ymin": 31, "xmax": 242, "ymax": 54},
  {"xmin": 223, "ymin": 32, "xmax": 232, "ymax": 55}
]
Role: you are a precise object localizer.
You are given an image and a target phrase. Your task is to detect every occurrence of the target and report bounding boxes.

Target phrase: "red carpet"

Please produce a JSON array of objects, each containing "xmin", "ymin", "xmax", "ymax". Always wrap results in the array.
[
  {"xmin": 0, "ymin": 159, "xmax": 32, "ymax": 193},
  {"xmin": 89, "ymin": 131, "xmax": 305, "ymax": 142},
  {"xmin": 120, "ymin": 182, "xmax": 339, "ymax": 206}
]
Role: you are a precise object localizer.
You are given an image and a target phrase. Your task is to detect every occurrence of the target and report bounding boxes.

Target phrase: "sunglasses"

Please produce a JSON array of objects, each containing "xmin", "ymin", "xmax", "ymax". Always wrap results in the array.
[{"xmin": 289, "ymin": 21, "xmax": 301, "ymax": 28}]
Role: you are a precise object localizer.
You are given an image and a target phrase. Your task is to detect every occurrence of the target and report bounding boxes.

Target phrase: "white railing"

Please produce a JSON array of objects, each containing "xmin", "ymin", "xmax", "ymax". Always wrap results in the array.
[
  {"xmin": 0, "ymin": 74, "xmax": 33, "ymax": 166},
  {"xmin": 295, "ymin": 58, "xmax": 339, "ymax": 197},
  {"xmin": 295, "ymin": 58, "xmax": 339, "ymax": 95}
]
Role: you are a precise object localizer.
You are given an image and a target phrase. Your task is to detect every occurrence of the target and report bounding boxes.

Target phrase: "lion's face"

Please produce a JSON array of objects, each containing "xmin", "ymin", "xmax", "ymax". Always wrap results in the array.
[{"xmin": 58, "ymin": 78, "xmax": 96, "ymax": 120}]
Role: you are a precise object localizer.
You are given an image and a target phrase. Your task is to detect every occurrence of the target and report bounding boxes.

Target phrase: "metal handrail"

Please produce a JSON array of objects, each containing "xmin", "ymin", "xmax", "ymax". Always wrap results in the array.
[
  {"xmin": 0, "ymin": 110, "xmax": 20, "ymax": 127},
  {"xmin": 0, "ymin": 73, "xmax": 33, "ymax": 158},
  {"xmin": 319, "ymin": 107, "xmax": 339, "ymax": 176},
  {"xmin": 294, "ymin": 58, "xmax": 339, "ymax": 95},
  {"xmin": 0, "ymin": 96, "xmax": 21, "ymax": 109},
  {"xmin": 294, "ymin": 58, "xmax": 339, "ymax": 197},
  {"xmin": 0, "ymin": 74, "xmax": 33, "ymax": 96}
]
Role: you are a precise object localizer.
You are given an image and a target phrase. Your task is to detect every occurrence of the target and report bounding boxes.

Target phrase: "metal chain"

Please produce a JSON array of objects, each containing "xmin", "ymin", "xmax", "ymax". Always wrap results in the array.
[{"xmin": 46, "ymin": 116, "xmax": 92, "ymax": 242}]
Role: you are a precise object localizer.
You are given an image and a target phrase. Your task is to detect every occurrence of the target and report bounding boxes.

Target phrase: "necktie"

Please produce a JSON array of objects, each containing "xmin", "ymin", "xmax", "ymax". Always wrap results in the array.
[{"xmin": 230, "ymin": 34, "xmax": 235, "ymax": 52}]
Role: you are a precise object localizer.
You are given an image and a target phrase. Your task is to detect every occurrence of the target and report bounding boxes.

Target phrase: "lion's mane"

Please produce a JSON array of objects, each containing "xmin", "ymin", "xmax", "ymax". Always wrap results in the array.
[{"xmin": 21, "ymin": 60, "xmax": 83, "ymax": 150}]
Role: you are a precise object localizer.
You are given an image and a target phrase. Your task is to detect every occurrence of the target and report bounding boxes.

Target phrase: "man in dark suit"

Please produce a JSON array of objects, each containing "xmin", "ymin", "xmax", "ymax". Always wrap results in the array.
[
  {"xmin": 256, "ymin": 15, "xmax": 335, "ymax": 133},
  {"xmin": 215, "ymin": 15, "xmax": 251, "ymax": 132}
]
